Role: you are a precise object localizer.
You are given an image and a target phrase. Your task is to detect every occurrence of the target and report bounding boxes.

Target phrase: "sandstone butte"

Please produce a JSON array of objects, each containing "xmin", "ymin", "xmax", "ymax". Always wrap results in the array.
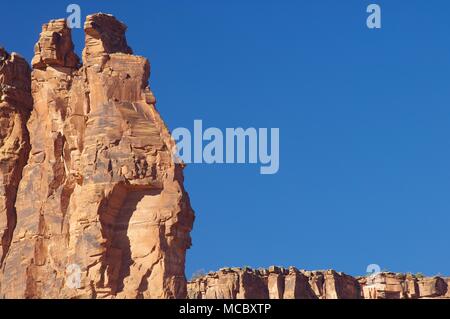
[{"xmin": 0, "ymin": 13, "xmax": 448, "ymax": 299}]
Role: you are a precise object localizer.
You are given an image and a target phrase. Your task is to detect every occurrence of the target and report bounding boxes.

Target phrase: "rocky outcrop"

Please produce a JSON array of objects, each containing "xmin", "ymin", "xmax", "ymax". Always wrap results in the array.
[
  {"xmin": 0, "ymin": 48, "xmax": 32, "ymax": 268},
  {"xmin": 187, "ymin": 268, "xmax": 450, "ymax": 299},
  {"xmin": 0, "ymin": 14, "xmax": 194, "ymax": 299},
  {"xmin": 360, "ymin": 273, "xmax": 450, "ymax": 299}
]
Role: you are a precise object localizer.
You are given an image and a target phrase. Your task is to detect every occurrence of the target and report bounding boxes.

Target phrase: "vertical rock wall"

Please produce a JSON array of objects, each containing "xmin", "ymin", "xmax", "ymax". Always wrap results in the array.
[
  {"xmin": 0, "ymin": 48, "xmax": 32, "ymax": 269},
  {"xmin": 0, "ymin": 14, "xmax": 194, "ymax": 299}
]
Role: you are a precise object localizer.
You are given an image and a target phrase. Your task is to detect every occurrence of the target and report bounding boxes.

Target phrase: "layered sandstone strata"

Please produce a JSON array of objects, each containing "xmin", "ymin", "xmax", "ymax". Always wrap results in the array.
[
  {"xmin": 0, "ymin": 48, "xmax": 32, "ymax": 268},
  {"xmin": 0, "ymin": 14, "xmax": 194, "ymax": 299},
  {"xmin": 187, "ymin": 267, "xmax": 450, "ymax": 299},
  {"xmin": 360, "ymin": 272, "xmax": 450, "ymax": 299}
]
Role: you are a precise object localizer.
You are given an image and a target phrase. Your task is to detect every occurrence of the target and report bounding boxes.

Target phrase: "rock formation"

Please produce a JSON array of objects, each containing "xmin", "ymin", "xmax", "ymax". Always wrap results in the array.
[
  {"xmin": 360, "ymin": 272, "xmax": 449, "ymax": 299},
  {"xmin": 0, "ymin": 48, "xmax": 32, "ymax": 268},
  {"xmin": 0, "ymin": 12, "xmax": 448, "ymax": 301},
  {"xmin": 0, "ymin": 14, "xmax": 194, "ymax": 299},
  {"xmin": 187, "ymin": 267, "xmax": 450, "ymax": 299}
]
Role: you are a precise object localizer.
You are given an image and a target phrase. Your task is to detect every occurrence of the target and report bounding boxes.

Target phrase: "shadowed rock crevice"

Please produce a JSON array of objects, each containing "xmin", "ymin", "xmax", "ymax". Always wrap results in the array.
[
  {"xmin": 0, "ymin": 186, "xmax": 17, "ymax": 266},
  {"xmin": 98, "ymin": 183, "xmax": 163, "ymax": 296}
]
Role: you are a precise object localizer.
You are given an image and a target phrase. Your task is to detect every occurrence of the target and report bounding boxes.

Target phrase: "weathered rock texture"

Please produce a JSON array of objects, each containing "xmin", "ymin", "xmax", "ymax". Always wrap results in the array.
[
  {"xmin": 360, "ymin": 272, "xmax": 450, "ymax": 299},
  {"xmin": 0, "ymin": 14, "xmax": 194, "ymax": 299},
  {"xmin": 188, "ymin": 267, "xmax": 450, "ymax": 299},
  {"xmin": 0, "ymin": 13, "xmax": 447, "ymax": 301},
  {"xmin": 0, "ymin": 48, "xmax": 32, "ymax": 268}
]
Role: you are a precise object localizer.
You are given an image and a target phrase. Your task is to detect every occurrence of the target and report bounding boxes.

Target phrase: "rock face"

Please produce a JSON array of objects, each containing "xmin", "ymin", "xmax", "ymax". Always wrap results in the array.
[
  {"xmin": 0, "ymin": 14, "xmax": 194, "ymax": 299},
  {"xmin": 187, "ymin": 268, "xmax": 450, "ymax": 299},
  {"xmin": 0, "ymin": 48, "xmax": 32, "ymax": 268},
  {"xmin": 360, "ymin": 273, "xmax": 450, "ymax": 299}
]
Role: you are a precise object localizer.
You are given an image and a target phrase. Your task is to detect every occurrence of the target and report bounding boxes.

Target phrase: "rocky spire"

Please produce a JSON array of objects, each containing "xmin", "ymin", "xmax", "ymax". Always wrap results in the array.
[
  {"xmin": 31, "ymin": 19, "xmax": 79, "ymax": 69},
  {"xmin": 83, "ymin": 13, "xmax": 133, "ymax": 64}
]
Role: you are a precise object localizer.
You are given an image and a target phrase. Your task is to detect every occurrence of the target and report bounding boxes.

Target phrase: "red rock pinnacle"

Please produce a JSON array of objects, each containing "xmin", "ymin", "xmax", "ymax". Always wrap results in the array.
[{"xmin": 0, "ymin": 14, "xmax": 194, "ymax": 299}]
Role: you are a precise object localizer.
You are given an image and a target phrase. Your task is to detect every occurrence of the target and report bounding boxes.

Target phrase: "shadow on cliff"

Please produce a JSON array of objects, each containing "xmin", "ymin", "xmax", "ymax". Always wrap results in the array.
[{"xmin": 98, "ymin": 183, "xmax": 162, "ymax": 295}]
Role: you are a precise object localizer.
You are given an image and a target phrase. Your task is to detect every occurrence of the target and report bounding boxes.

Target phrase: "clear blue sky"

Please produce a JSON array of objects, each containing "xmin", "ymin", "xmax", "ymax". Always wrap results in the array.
[{"xmin": 2, "ymin": 0, "xmax": 450, "ymax": 278}]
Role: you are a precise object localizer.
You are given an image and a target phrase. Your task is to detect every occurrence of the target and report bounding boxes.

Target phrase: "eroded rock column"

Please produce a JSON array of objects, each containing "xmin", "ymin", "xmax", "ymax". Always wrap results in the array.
[{"xmin": 0, "ymin": 14, "xmax": 194, "ymax": 299}]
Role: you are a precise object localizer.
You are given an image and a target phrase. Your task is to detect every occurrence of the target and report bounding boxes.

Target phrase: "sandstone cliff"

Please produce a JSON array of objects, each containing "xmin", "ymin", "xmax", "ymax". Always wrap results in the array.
[
  {"xmin": 0, "ymin": 14, "xmax": 194, "ymax": 299},
  {"xmin": 187, "ymin": 267, "xmax": 450, "ymax": 299}
]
